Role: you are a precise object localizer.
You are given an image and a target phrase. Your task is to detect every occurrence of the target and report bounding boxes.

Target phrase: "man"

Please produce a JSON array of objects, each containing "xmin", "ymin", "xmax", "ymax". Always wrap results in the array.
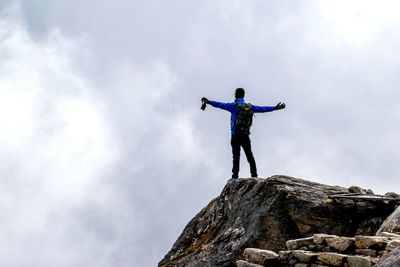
[{"xmin": 202, "ymin": 88, "xmax": 285, "ymax": 179}]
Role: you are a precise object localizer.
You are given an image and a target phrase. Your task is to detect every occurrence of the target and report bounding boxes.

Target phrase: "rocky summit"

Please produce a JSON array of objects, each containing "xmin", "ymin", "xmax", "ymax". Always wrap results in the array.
[{"xmin": 159, "ymin": 175, "xmax": 398, "ymax": 267}]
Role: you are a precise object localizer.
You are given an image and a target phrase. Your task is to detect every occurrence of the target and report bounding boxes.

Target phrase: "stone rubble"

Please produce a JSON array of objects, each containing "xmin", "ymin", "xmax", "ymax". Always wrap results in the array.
[{"xmin": 237, "ymin": 232, "xmax": 400, "ymax": 267}]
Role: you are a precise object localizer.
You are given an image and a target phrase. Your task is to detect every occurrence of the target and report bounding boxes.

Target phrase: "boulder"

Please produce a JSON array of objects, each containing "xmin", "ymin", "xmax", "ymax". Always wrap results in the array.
[
  {"xmin": 292, "ymin": 250, "xmax": 320, "ymax": 263},
  {"xmin": 243, "ymin": 248, "xmax": 278, "ymax": 265},
  {"xmin": 346, "ymin": 255, "xmax": 373, "ymax": 267},
  {"xmin": 326, "ymin": 236, "xmax": 354, "ymax": 252},
  {"xmin": 378, "ymin": 232, "xmax": 400, "ymax": 238},
  {"xmin": 385, "ymin": 240, "xmax": 400, "ymax": 252},
  {"xmin": 159, "ymin": 176, "xmax": 396, "ymax": 267},
  {"xmin": 349, "ymin": 186, "xmax": 367, "ymax": 194},
  {"xmin": 355, "ymin": 235, "xmax": 388, "ymax": 250},
  {"xmin": 286, "ymin": 237, "xmax": 314, "ymax": 250},
  {"xmin": 355, "ymin": 248, "xmax": 378, "ymax": 257},
  {"xmin": 376, "ymin": 247, "xmax": 400, "ymax": 267},
  {"xmin": 384, "ymin": 192, "xmax": 400, "ymax": 199},
  {"xmin": 314, "ymin": 234, "xmax": 339, "ymax": 245},
  {"xmin": 317, "ymin": 252, "xmax": 347, "ymax": 266}
]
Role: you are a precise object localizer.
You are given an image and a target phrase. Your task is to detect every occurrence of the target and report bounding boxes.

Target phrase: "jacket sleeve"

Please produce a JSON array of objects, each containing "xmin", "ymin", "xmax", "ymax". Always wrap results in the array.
[
  {"xmin": 251, "ymin": 104, "xmax": 276, "ymax": 113},
  {"xmin": 208, "ymin": 101, "xmax": 236, "ymax": 112}
]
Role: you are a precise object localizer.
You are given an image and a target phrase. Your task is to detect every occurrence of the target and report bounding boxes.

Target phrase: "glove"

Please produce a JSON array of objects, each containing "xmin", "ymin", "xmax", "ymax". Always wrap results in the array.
[
  {"xmin": 201, "ymin": 97, "xmax": 210, "ymax": 104},
  {"xmin": 275, "ymin": 102, "xmax": 286, "ymax": 110}
]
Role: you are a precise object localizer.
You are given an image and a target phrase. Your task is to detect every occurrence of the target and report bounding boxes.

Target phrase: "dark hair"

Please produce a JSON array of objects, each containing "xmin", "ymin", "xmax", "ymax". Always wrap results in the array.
[{"xmin": 235, "ymin": 88, "xmax": 245, "ymax": 99}]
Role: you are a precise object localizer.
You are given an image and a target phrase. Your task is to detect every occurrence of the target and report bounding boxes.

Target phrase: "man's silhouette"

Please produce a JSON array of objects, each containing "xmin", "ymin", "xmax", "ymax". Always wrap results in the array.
[{"xmin": 202, "ymin": 88, "xmax": 285, "ymax": 179}]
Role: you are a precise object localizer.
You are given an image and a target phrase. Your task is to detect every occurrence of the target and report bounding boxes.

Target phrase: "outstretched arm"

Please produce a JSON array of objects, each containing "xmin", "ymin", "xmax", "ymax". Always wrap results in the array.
[
  {"xmin": 251, "ymin": 104, "xmax": 276, "ymax": 113},
  {"xmin": 251, "ymin": 102, "xmax": 286, "ymax": 113},
  {"xmin": 208, "ymin": 100, "xmax": 235, "ymax": 112}
]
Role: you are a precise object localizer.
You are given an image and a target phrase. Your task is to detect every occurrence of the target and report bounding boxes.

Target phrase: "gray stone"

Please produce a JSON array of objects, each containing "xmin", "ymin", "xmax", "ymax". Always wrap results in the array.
[
  {"xmin": 366, "ymin": 189, "xmax": 375, "ymax": 195},
  {"xmin": 386, "ymin": 240, "xmax": 400, "ymax": 252},
  {"xmin": 347, "ymin": 255, "xmax": 373, "ymax": 267},
  {"xmin": 314, "ymin": 234, "xmax": 339, "ymax": 245},
  {"xmin": 349, "ymin": 186, "xmax": 367, "ymax": 194},
  {"xmin": 292, "ymin": 250, "xmax": 320, "ymax": 263},
  {"xmin": 317, "ymin": 252, "xmax": 347, "ymax": 266},
  {"xmin": 236, "ymin": 260, "xmax": 264, "ymax": 267},
  {"xmin": 326, "ymin": 237, "xmax": 355, "ymax": 252},
  {"xmin": 355, "ymin": 235, "xmax": 388, "ymax": 250},
  {"xmin": 376, "ymin": 247, "xmax": 400, "ymax": 267},
  {"xmin": 377, "ymin": 206, "xmax": 400, "ymax": 235},
  {"xmin": 378, "ymin": 232, "xmax": 400, "ymax": 238},
  {"xmin": 287, "ymin": 237, "xmax": 315, "ymax": 250},
  {"xmin": 243, "ymin": 248, "xmax": 278, "ymax": 265},
  {"xmin": 355, "ymin": 248, "xmax": 378, "ymax": 257},
  {"xmin": 384, "ymin": 192, "xmax": 400, "ymax": 199},
  {"xmin": 294, "ymin": 264, "xmax": 308, "ymax": 267}
]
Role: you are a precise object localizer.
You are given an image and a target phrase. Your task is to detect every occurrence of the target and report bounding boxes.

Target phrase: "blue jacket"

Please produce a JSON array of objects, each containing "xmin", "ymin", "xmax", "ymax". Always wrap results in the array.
[{"xmin": 209, "ymin": 98, "xmax": 276, "ymax": 135}]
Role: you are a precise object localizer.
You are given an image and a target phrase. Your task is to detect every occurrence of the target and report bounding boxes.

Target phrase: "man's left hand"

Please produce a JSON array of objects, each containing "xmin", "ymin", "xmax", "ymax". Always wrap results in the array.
[{"xmin": 275, "ymin": 102, "xmax": 286, "ymax": 110}]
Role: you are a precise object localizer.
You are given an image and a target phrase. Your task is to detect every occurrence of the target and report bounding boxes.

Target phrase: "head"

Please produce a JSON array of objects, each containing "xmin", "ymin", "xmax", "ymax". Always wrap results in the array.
[{"xmin": 235, "ymin": 88, "xmax": 245, "ymax": 99}]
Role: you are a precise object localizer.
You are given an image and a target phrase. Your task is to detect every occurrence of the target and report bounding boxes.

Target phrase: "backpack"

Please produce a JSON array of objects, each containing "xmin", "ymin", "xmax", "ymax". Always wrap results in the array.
[{"xmin": 235, "ymin": 103, "xmax": 253, "ymax": 132}]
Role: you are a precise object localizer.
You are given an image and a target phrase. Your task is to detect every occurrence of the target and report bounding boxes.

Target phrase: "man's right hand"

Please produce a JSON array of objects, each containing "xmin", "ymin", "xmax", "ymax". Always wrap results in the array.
[
  {"xmin": 275, "ymin": 102, "xmax": 286, "ymax": 110},
  {"xmin": 201, "ymin": 97, "xmax": 210, "ymax": 104}
]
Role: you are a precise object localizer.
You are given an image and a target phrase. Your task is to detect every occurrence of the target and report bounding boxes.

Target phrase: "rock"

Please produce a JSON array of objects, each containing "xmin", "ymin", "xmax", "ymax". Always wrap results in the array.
[
  {"xmin": 386, "ymin": 240, "xmax": 400, "ymax": 252},
  {"xmin": 236, "ymin": 260, "xmax": 264, "ymax": 267},
  {"xmin": 349, "ymin": 186, "xmax": 367, "ymax": 194},
  {"xmin": 346, "ymin": 255, "xmax": 373, "ymax": 267},
  {"xmin": 384, "ymin": 192, "xmax": 400, "ymax": 199},
  {"xmin": 243, "ymin": 248, "xmax": 278, "ymax": 265},
  {"xmin": 366, "ymin": 189, "xmax": 375, "ymax": 195},
  {"xmin": 292, "ymin": 250, "xmax": 320, "ymax": 263},
  {"xmin": 286, "ymin": 237, "xmax": 314, "ymax": 250},
  {"xmin": 326, "ymin": 236, "xmax": 355, "ymax": 252},
  {"xmin": 378, "ymin": 232, "xmax": 400, "ymax": 238},
  {"xmin": 314, "ymin": 234, "xmax": 339, "ymax": 245},
  {"xmin": 355, "ymin": 235, "xmax": 388, "ymax": 250},
  {"xmin": 317, "ymin": 252, "xmax": 347, "ymax": 266},
  {"xmin": 159, "ymin": 176, "xmax": 396, "ymax": 267},
  {"xmin": 377, "ymin": 206, "xmax": 400, "ymax": 235},
  {"xmin": 376, "ymin": 247, "xmax": 400, "ymax": 267},
  {"xmin": 278, "ymin": 250, "xmax": 292, "ymax": 262},
  {"xmin": 355, "ymin": 248, "xmax": 378, "ymax": 257}
]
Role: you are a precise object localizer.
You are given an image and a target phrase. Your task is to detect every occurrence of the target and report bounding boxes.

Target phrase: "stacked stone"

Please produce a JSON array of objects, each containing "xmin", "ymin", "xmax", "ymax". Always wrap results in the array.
[{"xmin": 236, "ymin": 232, "xmax": 400, "ymax": 267}]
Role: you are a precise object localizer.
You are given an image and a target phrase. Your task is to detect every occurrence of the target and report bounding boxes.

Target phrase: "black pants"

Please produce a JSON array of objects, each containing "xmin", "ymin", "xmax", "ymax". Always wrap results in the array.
[{"xmin": 231, "ymin": 134, "xmax": 257, "ymax": 178}]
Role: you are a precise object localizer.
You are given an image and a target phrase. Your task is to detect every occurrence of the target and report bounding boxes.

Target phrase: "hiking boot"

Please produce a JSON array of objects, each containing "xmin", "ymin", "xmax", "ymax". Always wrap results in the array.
[
  {"xmin": 231, "ymin": 174, "xmax": 239, "ymax": 179},
  {"xmin": 251, "ymin": 174, "xmax": 258, "ymax": 178}
]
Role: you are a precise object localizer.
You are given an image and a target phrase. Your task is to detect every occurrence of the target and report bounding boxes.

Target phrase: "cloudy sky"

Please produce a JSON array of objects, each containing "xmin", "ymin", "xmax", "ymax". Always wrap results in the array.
[{"xmin": 1, "ymin": 0, "xmax": 400, "ymax": 266}]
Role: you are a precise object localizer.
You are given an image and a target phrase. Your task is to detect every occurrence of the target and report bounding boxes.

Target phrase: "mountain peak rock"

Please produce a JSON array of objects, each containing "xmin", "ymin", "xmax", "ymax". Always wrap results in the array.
[{"xmin": 159, "ymin": 175, "xmax": 397, "ymax": 267}]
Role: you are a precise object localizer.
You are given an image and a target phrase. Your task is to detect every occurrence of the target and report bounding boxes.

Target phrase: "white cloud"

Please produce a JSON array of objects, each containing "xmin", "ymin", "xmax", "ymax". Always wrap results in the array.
[
  {"xmin": 0, "ymin": 6, "xmax": 122, "ymax": 266},
  {"xmin": 318, "ymin": 0, "xmax": 400, "ymax": 48}
]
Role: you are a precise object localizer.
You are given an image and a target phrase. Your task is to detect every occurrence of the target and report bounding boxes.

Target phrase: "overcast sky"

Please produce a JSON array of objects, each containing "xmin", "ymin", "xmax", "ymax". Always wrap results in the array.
[{"xmin": 1, "ymin": 1, "xmax": 400, "ymax": 266}]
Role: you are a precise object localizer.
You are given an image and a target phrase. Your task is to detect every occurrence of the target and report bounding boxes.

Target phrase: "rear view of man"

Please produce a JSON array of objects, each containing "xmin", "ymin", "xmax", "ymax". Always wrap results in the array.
[{"xmin": 202, "ymin": 88, "xmax": 285, "ymax": 179}]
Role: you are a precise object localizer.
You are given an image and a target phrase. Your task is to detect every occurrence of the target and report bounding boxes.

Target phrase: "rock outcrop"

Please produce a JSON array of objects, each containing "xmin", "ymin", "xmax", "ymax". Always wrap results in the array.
[{"xmin": 159, "ymin": 176, "xmax": 396, "ymax": 267}]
